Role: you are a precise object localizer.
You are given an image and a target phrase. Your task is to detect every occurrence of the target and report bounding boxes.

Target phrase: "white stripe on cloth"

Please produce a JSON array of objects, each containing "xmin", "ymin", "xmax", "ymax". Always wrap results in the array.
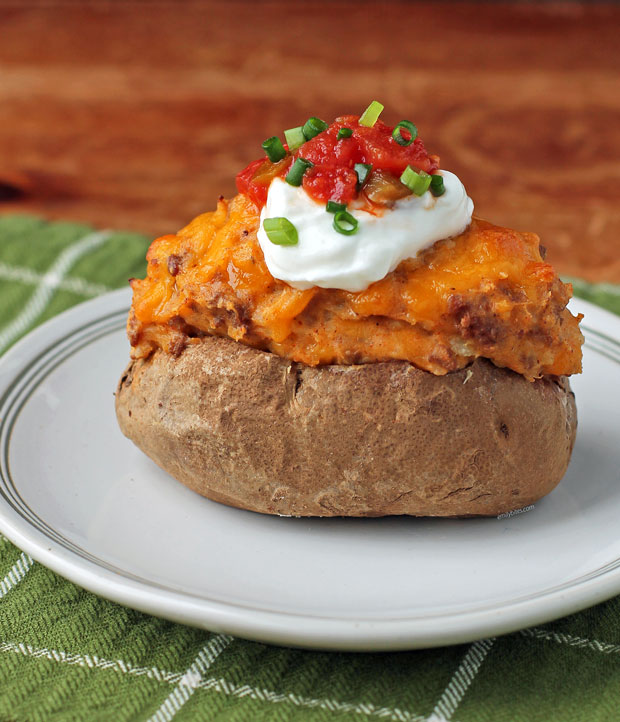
[
  {"xmin": 0, "ymin": 551, "xmax": 33, "ymax": 600},
  {"xmin": 147, "ymin": 634, "xmax": 233, "ymax": 722},
  {"xmin": 426, "ymin": 638, "xmax": 495, "ymax": 722},
  {"xmin": 0, "ymin": 230, "xmax": 113, "ymax": 354},
  {"xmin": 0, "ymin": 640, "xmax": 183, "ymax": 683},
  {"xmin": 520, "ymin": 627, "xmax": 620, "ymax": 655},
  {"xmin": 192, "ymin": 677, "xmax": 427, "ymax": 722},
  {"xmin": 0, "ymin": 261, "xmax": 112, "ymax": 299},
  {"xmin": 0, "ymin": 637, "xmax": 429, "ymax": 722}
]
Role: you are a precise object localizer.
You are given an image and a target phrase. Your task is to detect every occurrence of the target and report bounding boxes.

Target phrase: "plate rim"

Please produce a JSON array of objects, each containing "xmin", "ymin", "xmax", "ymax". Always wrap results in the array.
[{"xmin": 0, "ymin": 289, "xmax": 619, "ymax": 651}]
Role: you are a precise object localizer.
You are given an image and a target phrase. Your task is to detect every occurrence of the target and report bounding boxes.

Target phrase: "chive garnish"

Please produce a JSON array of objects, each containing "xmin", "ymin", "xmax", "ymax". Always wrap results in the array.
[
  {"xmin": 263, "ymin": 217, "xmax": 299, "ymax": 246},
  {"xmin": 400, "ymin": 166, "xmax": 432, "ymax": 196},
  {"xmin": 392, "ymin": 120, "xmax": 418, "ymax": 147},
  {"xmin": 354, "ymin": 162, "xmax": 372, "ymax": 188},
  {"xmin": 302, "ymin": 117, "xmax": 328, "ymax": 141},
  {"xmin": 359, "ymin": 100, "xmax": 384, "ymax": 127},
  {"xmin": 430, "ymin": 174, "xmax": 445, "ymax": 197},
  {"xmin": 333, "ymin": 210, "xmax": 359, "ymax": 235},
  {"xmin": 326, "ymin": 200, "xmax": 347, "ymax": 213},
  {"xmin": 285, "ymin": 157, "xmax": 314, "ymax": 186},
  {"xmin": 261, "ymin": 136, "xmax": 286, "ymax": 163},
  {"xmin": 337, "ymin": 127, "xmax": 353, "ymax": 140},
  {"xmin": 284, "ymin": 126, "xmax": 306, "ymax": 152}
]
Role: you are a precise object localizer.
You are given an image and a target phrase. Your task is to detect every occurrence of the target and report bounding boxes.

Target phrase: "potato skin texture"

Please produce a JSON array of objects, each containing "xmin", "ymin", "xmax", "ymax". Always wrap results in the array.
[{"xmin": 115, "ymin": 337, "xmax": 577, "ymax": 517}]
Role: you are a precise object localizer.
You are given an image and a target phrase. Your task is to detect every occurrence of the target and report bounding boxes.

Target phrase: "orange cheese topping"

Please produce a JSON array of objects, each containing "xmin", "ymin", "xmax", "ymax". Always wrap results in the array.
[{"xmin": 128, "ymin": 194, "xmax": 583, "ymax": 380}]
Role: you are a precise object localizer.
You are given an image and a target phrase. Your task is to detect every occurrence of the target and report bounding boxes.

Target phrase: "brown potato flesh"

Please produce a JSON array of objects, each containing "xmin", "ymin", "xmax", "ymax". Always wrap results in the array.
[{"xmin": 115, "ymin": 336, "xmax": 577, "ymax": 517}]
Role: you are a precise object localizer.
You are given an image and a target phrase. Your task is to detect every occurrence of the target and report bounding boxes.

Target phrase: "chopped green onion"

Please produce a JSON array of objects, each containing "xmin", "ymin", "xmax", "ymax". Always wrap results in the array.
[
  {"xmin": 392, "ymin": 120, "xmax": 418, "ymax": 147},
  {"xmin": 326, "ymin": 200, "xmax": 346, "ymax": 213},
  {"xmin": 261, "ymin": 136, "xmax": 286, "ymax": 163},
  {"xmin": 263, "ymin": 217, "xmax": 298, "ymax": 246},
  {"xmin": 333, "ymin": 210, "xmax": 359, "ymax": 236},
  {"xmin": 354, "ymin": 162, "xmax": 373, "ymax": 188},
  {"xmin": 430, "ymin": 174, "xmax": 445, "ymax": 197},
  {"xmin": 359, "ymin": 100, "xmax": 384, "ymax": 127},
  {"xmin": 284, "ymin": 126, "xmax": 306, "ymax": 151},
  {"xmin": 400, "ymin": 166, "xmax": 432, "ymax": 196},
  {"xmin": 285, "ymin": 157, "xmax": 314, "ymax": 186},
  {"xmin": 302, "ymin": 116, "xmax": 328, "ymax": 141},
  {"xmin": 337, "ymin": 127, "xmax": 353, "ymax": 140}
]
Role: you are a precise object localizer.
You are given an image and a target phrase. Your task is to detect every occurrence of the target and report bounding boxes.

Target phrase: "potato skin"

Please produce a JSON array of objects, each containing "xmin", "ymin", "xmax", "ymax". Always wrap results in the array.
[{"xmin": 115, "ymin": 336, "xmax": 577, "ymax": 517}]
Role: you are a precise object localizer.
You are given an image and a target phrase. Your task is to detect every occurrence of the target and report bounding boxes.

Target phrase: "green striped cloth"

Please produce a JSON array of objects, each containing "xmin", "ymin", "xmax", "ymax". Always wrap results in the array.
[{"xmin": 0, "ymin": 214, "xmax": 619, "ymax": 722}]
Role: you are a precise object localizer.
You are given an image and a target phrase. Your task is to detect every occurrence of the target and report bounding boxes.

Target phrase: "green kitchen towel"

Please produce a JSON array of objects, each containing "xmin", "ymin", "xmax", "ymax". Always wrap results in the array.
[{"xmin": 0, "ymin": 214, "xmax": 619, "ymax": 722}]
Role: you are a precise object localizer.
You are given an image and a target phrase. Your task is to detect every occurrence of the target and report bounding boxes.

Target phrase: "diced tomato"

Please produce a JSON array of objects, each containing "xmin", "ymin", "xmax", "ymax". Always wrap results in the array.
[
  {"xmin": 302, "ymin": 166, "xmax": 359, "ymax": 204},
  {"xmin": 236, "ymin": 114, "xmax": 440, "ymax": 208},
  {"xmin": 235, "ymin": 157, "xmax": 267, "ymax": 207}
]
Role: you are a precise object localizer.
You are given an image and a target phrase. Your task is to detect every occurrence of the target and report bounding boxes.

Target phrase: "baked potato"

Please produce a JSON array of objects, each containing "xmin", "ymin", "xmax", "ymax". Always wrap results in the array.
[
  {"xmin": 116, "ymin": 339, "xmax": 576, "ymax": 517},
  {"xmin": 116, "ymin": 104, "xmax": 583, "ymax": 517}
]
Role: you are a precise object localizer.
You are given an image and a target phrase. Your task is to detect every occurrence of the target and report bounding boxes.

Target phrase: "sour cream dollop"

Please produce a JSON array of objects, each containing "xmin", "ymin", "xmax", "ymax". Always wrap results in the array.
[{"xmin": 257, "ymin": 170, "xmax": 474, "ymax": 293}]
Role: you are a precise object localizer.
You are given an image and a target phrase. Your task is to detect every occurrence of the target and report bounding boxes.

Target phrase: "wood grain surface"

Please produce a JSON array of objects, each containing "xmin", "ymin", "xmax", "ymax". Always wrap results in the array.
[{"xmin": 1, "ymin": 1, "xmax": 619, "ymax": 282}]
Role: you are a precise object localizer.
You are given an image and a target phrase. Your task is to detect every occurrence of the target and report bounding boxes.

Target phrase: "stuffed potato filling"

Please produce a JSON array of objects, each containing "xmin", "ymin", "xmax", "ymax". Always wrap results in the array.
[
  {"xmin": 128, "ymin": 106, "xmax": 583, "ymax": 380},
  {"xmin": 128, "ymin": 193, "xmax": 581, "ymax": 379}
]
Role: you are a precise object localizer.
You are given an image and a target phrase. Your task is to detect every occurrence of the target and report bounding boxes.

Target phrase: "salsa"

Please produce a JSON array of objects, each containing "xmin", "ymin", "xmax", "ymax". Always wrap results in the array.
[{"xmin": 236, "ymin": 115, "xmax": 440, "ymax": 209}]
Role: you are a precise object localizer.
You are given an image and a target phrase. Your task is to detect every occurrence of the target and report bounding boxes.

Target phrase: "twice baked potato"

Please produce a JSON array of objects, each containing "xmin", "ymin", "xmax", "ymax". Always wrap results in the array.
[{"xmin": 116, "ymin": 103, "xmax": 583, "ymax": 517}]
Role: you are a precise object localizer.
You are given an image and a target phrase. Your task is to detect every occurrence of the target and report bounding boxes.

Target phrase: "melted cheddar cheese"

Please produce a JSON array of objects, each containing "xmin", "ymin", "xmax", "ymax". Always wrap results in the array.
[{"xmin": 128, "ymin": 194, "xmax": 583, "ymax": 380}]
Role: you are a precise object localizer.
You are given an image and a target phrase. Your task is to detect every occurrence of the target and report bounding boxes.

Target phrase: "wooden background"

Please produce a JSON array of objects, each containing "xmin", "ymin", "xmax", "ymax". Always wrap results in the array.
[{"xmin": 1, "ymin": 1, "xmax": 619, "ymax": 282}]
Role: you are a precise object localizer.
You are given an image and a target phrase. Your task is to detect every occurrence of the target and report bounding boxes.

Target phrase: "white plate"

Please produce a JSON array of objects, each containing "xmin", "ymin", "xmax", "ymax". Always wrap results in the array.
[{"xmin": 0, "ymin": 290, "xmax": 619, "ymax": 651}]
